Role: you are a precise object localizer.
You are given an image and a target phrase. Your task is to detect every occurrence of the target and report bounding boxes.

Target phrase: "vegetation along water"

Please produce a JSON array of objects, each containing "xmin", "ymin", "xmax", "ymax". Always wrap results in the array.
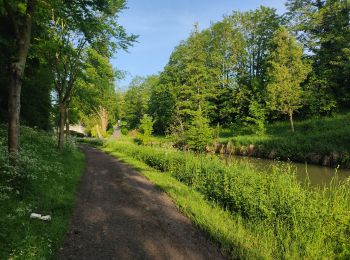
[
  {"xmin": 1, "ymin": 0, "xmax": 349, "ymax": 258},
  {"xmin": 100, "ymin": 138, "xmax": 350, "ymax": 259}
]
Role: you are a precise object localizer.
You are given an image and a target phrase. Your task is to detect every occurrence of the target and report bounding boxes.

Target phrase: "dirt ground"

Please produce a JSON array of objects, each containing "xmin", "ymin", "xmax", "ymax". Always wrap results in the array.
[{"xmin": 58, "ymin": 145, "xmax": 226, "ymax": 260}]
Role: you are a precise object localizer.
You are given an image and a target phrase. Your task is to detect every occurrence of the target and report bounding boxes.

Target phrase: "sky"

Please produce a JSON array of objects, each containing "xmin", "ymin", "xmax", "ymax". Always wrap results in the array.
[{"xmin": 113, "ymin": 0, "xmax": 287, "ymax": 89}]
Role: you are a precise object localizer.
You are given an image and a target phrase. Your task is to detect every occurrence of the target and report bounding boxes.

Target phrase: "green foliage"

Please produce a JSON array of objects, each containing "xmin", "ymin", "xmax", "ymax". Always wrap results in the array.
[
  {"xmin": 76, "ymin": 137, "xmax": 104, "ymax": 147},
  {"xmin": 286, "ymin": 0, "xmax": 350, "ymax": 109},
  {"xmin": 185, "ymin": 109, "xmax": 213, "ymax": 151},
  {"xmin": 124, "ymin": 76, "xmax": 158, "ymax": 129},
  {"xmin": 266, "ymin": 27, "xmax": 311, "ymax": 130},
  {"xmin": 0, "ymin": 126, "xmax": 84, "ymax": 259},
  {"xmin": 266, "ymin": 27, "xmax": 310, "ymax": 114},
  {"xmin": 72, "ymin": 48, "xmax": 118, "ymax": 135},
  {"xmin": 137, "ymin": 114, "xmax": 154, "ymax": 145},
  {"xmin": 104, "ymin": 139, "xmax": 350, "ymax": 258},
  {"xmin": 149, "ymin": 82, "xmax": 176, "ymax": 134},
  {"xmin": 303, "ymin": 73, "xmax": 338, "ymax": 115},
  {"xmin": 244, "ymin": 100, "xmax": 266, "ymax": 135}
]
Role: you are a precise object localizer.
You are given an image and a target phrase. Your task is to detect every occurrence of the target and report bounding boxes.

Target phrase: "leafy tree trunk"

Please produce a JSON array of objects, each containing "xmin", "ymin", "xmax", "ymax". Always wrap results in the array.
[
  {"xmin": 289, "ymin": 109, "xmax": 295, "ymax": 132},
  {"xmin": 6, "ymin": 0, "xmax": 36, "ymax": 155},
  {"xmin": 58, "ymin": 102, "xmax": 66, "ymax": 151}
]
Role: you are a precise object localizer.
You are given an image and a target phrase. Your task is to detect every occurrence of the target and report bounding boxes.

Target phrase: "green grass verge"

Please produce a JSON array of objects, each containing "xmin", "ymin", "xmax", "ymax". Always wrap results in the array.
[
  {"xmin": 103, "ymin": 148, "xmax": 273, "ymax": 259},
  {"xmin": 0, "ymin": 126, "xmax": 85, "ymax": 259},
  {"xmin": 219, "ymin": 113, "xmax": 350, "ymax": 167},
  {"xmin": 103, "ymin": 139, "xmax": 350, "ymax": 259}
]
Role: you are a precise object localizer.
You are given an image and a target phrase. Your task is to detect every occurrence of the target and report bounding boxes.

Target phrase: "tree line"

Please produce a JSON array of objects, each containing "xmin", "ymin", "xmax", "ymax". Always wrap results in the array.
[
  {"xmin": 0, "ymin": 0, "xmax": 136, "ymax": 154},
  {"xmin": 121, "ymin": 1, "xmax": 349, "ymax": 144},
  {"xmin": 0, "ymin": 0, "xmax": 348, "ymax": 153}
]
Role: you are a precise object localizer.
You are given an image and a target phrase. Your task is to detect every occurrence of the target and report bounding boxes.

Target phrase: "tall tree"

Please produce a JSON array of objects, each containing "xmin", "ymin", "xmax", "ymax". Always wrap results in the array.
[
  {"xmin": 43, "ymin": 17, "xmax": 86, "ymax": 150},
  {"xmin": 124, "ymin": 76, "xmax": 155, "ymax": 129},
  {"xmin": 42, "ymin": 1, "xmax": 136, "ymax": 149},
  {"xmin": 286, "ymin": 0, "xmax": 350, "ymax": 109},
  {"xmin": 266, "ymin": 27, "xmax": 310, "ymax": 132},
  {"xmin": 72, "ymin": 48, "xmax": 118, "ymax": 137},
  {"xmin": 2, "ymin": 0, "xmax": 37, "ymax": 155}
]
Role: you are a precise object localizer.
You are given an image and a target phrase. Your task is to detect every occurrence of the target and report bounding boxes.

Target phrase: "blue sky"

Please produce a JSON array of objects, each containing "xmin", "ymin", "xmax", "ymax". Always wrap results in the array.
[{"xmin": 113, "ymin": 0, "xmax": 287, "ymax": 89}]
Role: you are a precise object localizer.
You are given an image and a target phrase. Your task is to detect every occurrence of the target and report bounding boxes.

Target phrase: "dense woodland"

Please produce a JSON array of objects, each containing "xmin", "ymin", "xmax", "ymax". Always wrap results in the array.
[
  {"xmin": 0, "ymin": 0, "xmax": 136, "ymax": 153},
  {"xmin": 123, "ymin": 1, "xmax": 349, "ymax": 140}
]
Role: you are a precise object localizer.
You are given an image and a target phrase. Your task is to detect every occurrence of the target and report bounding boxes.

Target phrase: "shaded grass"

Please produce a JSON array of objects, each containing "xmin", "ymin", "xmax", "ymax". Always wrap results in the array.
[
  {"xmin": 103, "ymin": 139, "xmax": 350, "ymax": 259},
  {"xmin": 0, "ymin": 127, "xmax": 85, "ymax": 259}
]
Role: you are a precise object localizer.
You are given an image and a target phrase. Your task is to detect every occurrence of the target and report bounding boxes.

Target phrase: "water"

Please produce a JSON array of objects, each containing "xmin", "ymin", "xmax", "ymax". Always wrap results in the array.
[{"xmin": 222, "ymin": 155, "xmax": 350, "ymax": 187}]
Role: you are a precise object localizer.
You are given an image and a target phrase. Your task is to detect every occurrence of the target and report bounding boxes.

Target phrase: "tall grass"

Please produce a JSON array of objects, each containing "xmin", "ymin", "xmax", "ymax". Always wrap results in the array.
[
  {"xmin": 0, "ymin": 126, "xmax": 85, "ymax": 259},
  {"xmin": 104, "ymin": 139, "xmax": 350, "ymax": 259}
]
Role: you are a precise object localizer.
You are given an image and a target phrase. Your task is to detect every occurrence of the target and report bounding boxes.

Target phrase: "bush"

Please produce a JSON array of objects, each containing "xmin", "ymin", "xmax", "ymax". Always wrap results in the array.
[
  {"xmin": 185, "ymin": 109, "xmax": 213, "ymax": 151},
  {"xmin": 76, "ymin": 137, "xmax": 104, "ymax": 146},
  {"xmin": 137, "ymin": 114, "xmax": 154, "ymax": 145},
  {"xmin": 121, "ymin": 127, "xmax": 129, "ymax": 135}
]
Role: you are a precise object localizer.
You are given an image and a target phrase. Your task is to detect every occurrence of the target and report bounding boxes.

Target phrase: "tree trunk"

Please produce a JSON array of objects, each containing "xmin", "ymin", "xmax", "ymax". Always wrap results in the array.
[
  {"xmin": 289, "ymin": 109, "xmax": 295, "ymax": 132},
  {"xmin": 99, "ymin": 106, "xmax": 109, "ymax": 133},
  {"xmin": 58, "ymin": 102, "xmax": 66, "ymax": 151},
  {"xmin": 65, "ymin": 108, "xmax": 69, "ymax": 143},
  {"xmin": 7, "ymin": 1, "xmax": 36, "ymax": 155},
  {"xmin": 8, "ymin": 70, "xmax": 22, "ymax": 155}
]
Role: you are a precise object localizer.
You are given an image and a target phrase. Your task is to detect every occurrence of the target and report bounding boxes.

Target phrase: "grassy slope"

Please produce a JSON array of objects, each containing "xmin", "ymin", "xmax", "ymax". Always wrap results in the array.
[
  {"xmin": 0, "ymin": 127, "xmax": 85, "ymax": 259},
  {"xmin": 219, "ymin": 113, "xmax": 350, "ymax": 166},
  {"xmin": 102, "ymin": 139, "xmax": 350, "ymax": 259},
  {"xmin": 103, "ymin": 148, "xmax": 271, "ymax": 259}
]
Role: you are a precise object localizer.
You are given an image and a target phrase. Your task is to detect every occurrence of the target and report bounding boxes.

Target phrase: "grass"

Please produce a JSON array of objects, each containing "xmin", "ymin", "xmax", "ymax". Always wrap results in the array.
[
  {"xmin": 0, "ymin": 126, "xmax": 85, "ymax": 259},
  {"xmin": 103, "ymin": 138, "xmax": 350, "ymax": 259},
  {"xmin": 104, "ymin": 148, "xmax": 274, "ymax": 258},
  {"xmin": 219, "ymin": 113, "xmax": 350, "ymax": 167}
]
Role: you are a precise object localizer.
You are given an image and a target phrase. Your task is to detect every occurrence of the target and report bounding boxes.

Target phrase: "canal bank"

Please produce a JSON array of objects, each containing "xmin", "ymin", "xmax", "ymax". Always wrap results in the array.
[{"xmin": 220, "ymin": 154, "xmax": 350, "ymax": 187}]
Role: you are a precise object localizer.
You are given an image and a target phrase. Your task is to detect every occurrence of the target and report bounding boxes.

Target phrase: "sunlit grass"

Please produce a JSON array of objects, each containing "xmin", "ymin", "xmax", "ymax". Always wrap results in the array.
[{"xmin": 103, "ymin": 138, "xmax": 350, "ymax": 259}]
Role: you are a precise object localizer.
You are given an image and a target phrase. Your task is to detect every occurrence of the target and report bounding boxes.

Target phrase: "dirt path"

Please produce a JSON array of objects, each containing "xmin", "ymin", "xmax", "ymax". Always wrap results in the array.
[{"xmin": 58, "ymin": 145, "xmax": 225, "ymax": 260}]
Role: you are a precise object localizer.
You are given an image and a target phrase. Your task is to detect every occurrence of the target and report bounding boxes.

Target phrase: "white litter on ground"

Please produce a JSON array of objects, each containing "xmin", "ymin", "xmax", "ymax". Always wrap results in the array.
[{"xmin": 30, "ymin": 213, "xmax": 51, "ymax": 221}]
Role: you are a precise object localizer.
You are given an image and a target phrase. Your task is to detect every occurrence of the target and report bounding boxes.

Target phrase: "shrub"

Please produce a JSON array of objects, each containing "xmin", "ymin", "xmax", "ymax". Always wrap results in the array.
[
  {"xmin": 138, "ymin": 114, "xmax": 154, "ymax": 145},
  {"xmin": 185, "ymin": 109, "xmax": 213, "ymax": 152}
]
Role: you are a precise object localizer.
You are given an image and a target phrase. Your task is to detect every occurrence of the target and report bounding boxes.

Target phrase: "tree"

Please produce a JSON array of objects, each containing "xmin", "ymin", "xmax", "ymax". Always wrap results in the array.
[
  {"xmin": 0, "ymin": 0, "xmax": 136, "ymax": 153},
  {"xmin": 138, "ymin": 114, "xmax": 154, "ymax": 145},
  {"xmin": 124, "ymin": 76, "xmax": 157, "ymax": 129},
  {"xmin": 149, "ymin": 82, "xmax": 175, "ymax": 134},
  {"xmin": 185, "ymin": 109, "xmax": 213, "ymax": 152},
  {"xmin": 71, "ymin": 48, "xmax": 118, "ymax": 138},
  {"xmin": 2, "ymin": 0, "xmax": 37, "ymax": 155},
  {"xmin": 266, "ymin": 27, "xmax": 310, "ymax": 132},
  {"xmin": 286, "ymin": 0, "xmax": 350, "ymax": 109},
  {"xmin": 42, "ymin": 2, "xmax": 135, "ymax": 150},
  {"xmin": 42, "ymin": 17, "xmax": 86, "ymax": 150}
]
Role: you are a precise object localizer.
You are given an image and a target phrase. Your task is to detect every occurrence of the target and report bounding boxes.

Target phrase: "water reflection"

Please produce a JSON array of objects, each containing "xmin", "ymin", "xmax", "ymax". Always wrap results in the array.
[{"xmin": 222, "ymin": 155, "xmax": 350, "ymax": 187}]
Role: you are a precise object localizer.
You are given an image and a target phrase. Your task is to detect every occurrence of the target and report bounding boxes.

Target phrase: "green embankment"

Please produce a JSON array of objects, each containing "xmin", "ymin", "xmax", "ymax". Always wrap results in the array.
[
  {"xmin": 102, "ymin": 138, "xmax": 350, "ymax": 259},
  {"xmin": 0, "ymin": 126, "xmax": 85, "ymax": 259},
  {"xmin": 217, "ymin": 113, "xmax": 350, "ymax": 167}
]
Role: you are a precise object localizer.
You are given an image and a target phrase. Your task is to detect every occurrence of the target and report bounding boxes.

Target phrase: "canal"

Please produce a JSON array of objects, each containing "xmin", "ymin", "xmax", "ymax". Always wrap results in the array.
[{"xmin": 222, "ymin": 155, "xmax": 350, "ymax": 187}]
